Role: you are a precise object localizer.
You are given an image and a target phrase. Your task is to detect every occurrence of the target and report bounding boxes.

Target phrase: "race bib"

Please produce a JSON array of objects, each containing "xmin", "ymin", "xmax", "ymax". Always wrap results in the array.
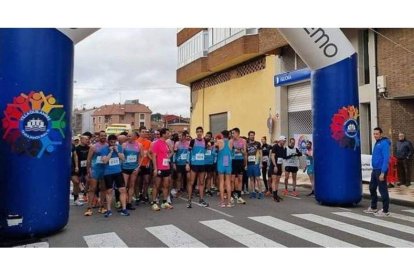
[
  {"xmin": 234, "ymin": 152, "xmax": 243, "ymax": 157},
  {"xmin": 126, "ymin": 155, "xmax": 137, "ymax": 163},
  {"xmin": 162, "ymin": 158, "xmax": 170, "ymax": 166},
  {"xmin": 306, "ymin": 160, "xmax": 311, "ymax": 166},
  {"xmin": 223, "ymin": 155, "xmax": 229, "ymax": 167},
  {"xmin": 96, "ymin": 156, "xmax": 103, "ymax": 164},
  {"xmin": 80, "ymin": 160, "xmax": 87, "ymax": 168},
  {"xmin": 109, "ymin": 157, "xmax": 120, "ymax": 166},
  {"xmin": 277, "ymin": 157, "xmax": 283, "ymax": 164},
  {"xmin": 195, "ymin": 153, "xmax": 205, "ymax": 161},
  {"xmin": 205, "ymin": 150, "xmax": 212, "ymax": 156},
  {"xmin": 262, "ymin": 156, "xmax": 269, "ymax": 163},
  {"xmin": 287, "ymin": 158, "xmax": 296, "ymax": 165},
  {"xmin": 248, "ymin": 156, "xmax": 256, "ymax": 162},
  {"xmin": 180, "ymin": 153, "xmax": 188, "ymax": 160}
]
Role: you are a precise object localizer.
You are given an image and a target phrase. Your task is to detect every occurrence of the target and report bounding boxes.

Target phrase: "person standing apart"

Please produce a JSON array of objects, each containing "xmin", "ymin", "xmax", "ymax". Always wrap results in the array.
[
  {"xmin": 364, "ymin": 127, "xmax": 391, "ymax": 217},
  {"xmin": 395, "ymin": 132, "xmax": 413, "ymax": 187}
]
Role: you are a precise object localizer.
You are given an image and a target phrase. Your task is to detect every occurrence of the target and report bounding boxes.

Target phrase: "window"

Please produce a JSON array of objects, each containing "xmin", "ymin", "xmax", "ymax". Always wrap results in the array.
[
  {"xmin": 209, "ymin": 112, "xmax": 228, "ymax": 135},
  {"xmin": 99, "ymin": 117, "xmax": 102, "ymax": 123},
  {"xmin": 281, "ymin": 46, "xmax": 308, "ymax": 73},
  {"xmin": 104, "ymin": 115, "xmax": 110, "ymax": 123},
  {"xmin": 177, "ymin": 30, "xmax": 208, "ymax": 68},
  {"xmin": 140, "ymin": 122, "xmax": 145, "ymax": 127},
  {"xmin": 358, "ymin": 30, "xmax": 370, "ymax": 85},
  {"xmin": 120, "ymin": 115, "xmax": 124, "ymax": 121},
  {"xmin": 140, "ymin": 114, "xmax": 145, "ymax": 120}
]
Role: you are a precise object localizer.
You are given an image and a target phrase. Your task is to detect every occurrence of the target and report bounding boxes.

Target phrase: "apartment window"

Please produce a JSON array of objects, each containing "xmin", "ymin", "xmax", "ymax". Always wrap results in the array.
[
  {"xmin": 358, "ymin": 30, "xmax": 370, "ymax": 85},
  {"xmin": 104, "ymin": 115, "xmax": 111, "ymax": 123},
  {"xmin": 120, "ymin": 115, "xmax": 124, "ymax": 121},
  {"xmin": 93, "ymin": 117, "xmax": 95, "ymax": 123},
  {"xmin": 140, "ymin": 122, "xmax": 145, "ymax": 127},
  {"xmin": 280, "ymin": 46, "xmax": 307, "ymax": 73},
  {"xmin": 99, "ymin": 117, "xmax": 102, "ymax": 123},
  {"xmin": 140, "ymin": 114, "xmax": 145, "ymax": 120}
]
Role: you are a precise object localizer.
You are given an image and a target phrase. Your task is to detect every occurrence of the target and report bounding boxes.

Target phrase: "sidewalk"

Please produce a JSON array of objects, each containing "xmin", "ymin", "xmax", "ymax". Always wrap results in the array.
[{"xmin": 294, "ymin": 173, "xmax": 414, "ymax": 207}]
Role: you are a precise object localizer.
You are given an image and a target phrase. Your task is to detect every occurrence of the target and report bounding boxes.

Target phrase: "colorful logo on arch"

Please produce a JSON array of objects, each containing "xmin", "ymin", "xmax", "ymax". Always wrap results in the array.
[
  {"xmin": 330, "ymin": 105, "xmax": 360, "ymax": 150},
  {"xmin": 1, "ymin": 91, "xmax": 66, "ymax": 158}
]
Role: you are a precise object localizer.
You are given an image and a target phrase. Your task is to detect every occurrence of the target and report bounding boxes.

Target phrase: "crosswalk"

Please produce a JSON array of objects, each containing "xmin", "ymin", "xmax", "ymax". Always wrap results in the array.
[{"xmin": 14, "ymin": 209, "xmax": 414, "ymax": 248}]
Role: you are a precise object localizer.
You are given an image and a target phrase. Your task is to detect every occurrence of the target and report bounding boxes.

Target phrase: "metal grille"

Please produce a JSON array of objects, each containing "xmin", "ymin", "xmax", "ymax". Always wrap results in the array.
[{"xmin": 288, "ymin": 110, "xmax": 313, "ymax": 138}]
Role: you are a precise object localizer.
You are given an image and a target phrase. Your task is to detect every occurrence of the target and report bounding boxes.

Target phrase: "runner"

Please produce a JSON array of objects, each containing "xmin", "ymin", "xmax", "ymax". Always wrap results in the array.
[
  {"xmin": 269, "ymin": 136, "xmax": 286, "ymax": 202},
  {"xmin": 71, "ymin": 143, "xmax": 83, "ymax": 206},
  {"xmin": 261, "ymin": 136, "xmax": 271, "ymax": 195},
  {"xmin": 303, "ymin": 141, "xmax": 314, "ymax": 196},
  {"xmin": 150, "ymin": 128, "xmax": 174, "ymax": 211},
  {"xmin": 101, "ymin": 134, "xmax": 129, "ymax": 217},
  {"xmin": 136, "ymin": 127, "xmax": 152, "ymax": 204},
  {"xmin": 84, "ymin": 131, "xmax": 108, "ymax": 216},
  {"xmin": 173, "ymin": 130, "xmax": 190, "ymax": 198},
  {"xmin": 204, "ymin": 131, "xmax": 216, "ymax": 197},
  {"xmin": 246, "ymin": 131, "xmax": 263, "ymax": 199},
  {"xmin": 187, "ymin": 126, "xmax": 209, "ymax": 208},
  {"xmin": 73, "ymin": 135, "xmax": 91, "ymax": 206},
  {"xmin": 216, "ymin": 130, "xmax": 233, "ymax": 207},
  {"xmin": 231, "ymin": 128, "xmax": 247, "ymax": 204},
  {"xmin": 122, "ymin": 131, "xmax": 143, "ymax": 210},
  {"xmin": 283, "ymin": 137, "xmax": 302, "ymax": 196}
]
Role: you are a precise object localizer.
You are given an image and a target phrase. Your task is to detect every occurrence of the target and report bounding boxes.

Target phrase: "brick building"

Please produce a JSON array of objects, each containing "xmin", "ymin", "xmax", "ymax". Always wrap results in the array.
[
  {"xmin": 376, "ymin": 28, "xmax": 414, "ymax": 181},
  {"xmin": 92, "ymin": 100, "xmax": 152, "ymax": 132}
]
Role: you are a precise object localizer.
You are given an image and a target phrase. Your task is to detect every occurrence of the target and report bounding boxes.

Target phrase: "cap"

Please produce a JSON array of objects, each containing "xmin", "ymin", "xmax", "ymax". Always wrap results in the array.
[
  {"xmin": 72, "ymin": 135, "xmax": 80, "ymax": 141},
  {"xmin": 278, "ymin": 135, "xmax": 287, "ymax": 141}
]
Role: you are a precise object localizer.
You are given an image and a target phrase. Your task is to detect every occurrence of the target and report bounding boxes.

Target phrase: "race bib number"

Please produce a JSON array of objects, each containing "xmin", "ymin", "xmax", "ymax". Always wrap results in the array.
[
  {"xmin": 96, "ymin": 156, "xmax": 103, "ymax": 164},
  {"xmin": 126, "ymin": 155, "xmax": 137, "ymax": 163},
  {"xmin": 262, "ymin": 156, "xmax": 269, "ymax": 163},
  {"xmin": 234, "ymin": 152, "xmax": 243, "ymax": 157},
  {"xmin": 248, "ymin": 156, "xmax": 256, "ymax": 162},
  {"xmin": 277, "ymin": 157, "xmax": 283, "ymax": 164},
  {"xmin": 287, "ymin": 158, "xmax": 296, "ymax": 165},
  {"xmin": 162, "ymin": 158, "xmax": 170, "ymax": 166},
  {"xmin": 109, "ymin": 157, "xmax": 120, "ymax": 166},
  {"xmin": 180, "ymin": 153, "xmax": 188, "ymax": 160},
  {"xmin": 306, "ymin": 160, "xmax": 311, "ymax": 166},
  {"xmin": 205, "ymin": 150, "xmax": 212, "ymax": 156},
  {"xmin": 195, "ymin": 153, "xmax": 205, "ymax": 161},
  {"xmin": 223, "ymin": 156, "xmax": 229, "ymax": 167},
  {"xmin": 80, "ymin": 160, "xmax": 87, "ymax": 168}
]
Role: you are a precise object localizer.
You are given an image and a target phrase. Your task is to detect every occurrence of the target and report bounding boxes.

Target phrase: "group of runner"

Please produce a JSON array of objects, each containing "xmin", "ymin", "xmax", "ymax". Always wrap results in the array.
[{"xmin": 71, "ymin": 126, "xmax": 314, "ymax": 218}]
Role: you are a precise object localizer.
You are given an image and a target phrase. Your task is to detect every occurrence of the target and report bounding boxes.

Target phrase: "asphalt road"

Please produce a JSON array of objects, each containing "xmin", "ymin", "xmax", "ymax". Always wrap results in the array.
[{"xmin": 6, "ymin": 185, "xmax": 414, "ymax": 248}]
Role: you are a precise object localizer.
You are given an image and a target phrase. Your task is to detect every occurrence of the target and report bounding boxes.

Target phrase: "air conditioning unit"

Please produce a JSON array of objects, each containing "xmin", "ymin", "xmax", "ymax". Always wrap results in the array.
[{"xmin": 377, "ymin": 75, "xmax": 387, "ymax": 93}]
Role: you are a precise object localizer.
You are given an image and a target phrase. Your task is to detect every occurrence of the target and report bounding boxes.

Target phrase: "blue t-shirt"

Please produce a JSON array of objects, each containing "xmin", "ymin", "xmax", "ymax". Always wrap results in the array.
[
  {"xmin": 190, "ymin": 139, "xmax": 206, "ymax": 166},
  {"xmin": 122, "ymin": 142, "xmax": 140, "ymax": 170},
  {"xmin": 102, "ymin": 144, "xmax": 123, "ymax": 175},
  {"xmin": 204, "ymin": 144, "xmax": 216, "ymax": 165},
  {"xmin": 174, "ymin": 141, "xmax": 190, "ymax": 166}
]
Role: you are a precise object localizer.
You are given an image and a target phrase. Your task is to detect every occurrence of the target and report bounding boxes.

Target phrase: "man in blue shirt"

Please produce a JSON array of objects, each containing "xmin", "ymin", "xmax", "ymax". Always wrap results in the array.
[{"xmin": 364, "ymin": 127, "xmax": 391, "ymax": 217}]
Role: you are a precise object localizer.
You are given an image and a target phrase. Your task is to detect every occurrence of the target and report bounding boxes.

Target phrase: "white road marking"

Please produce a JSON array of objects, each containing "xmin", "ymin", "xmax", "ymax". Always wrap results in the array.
[
  {"xmin": 250, "ymin": 216, "xmax": 358, "ymax": 248},
  {"xmin": 333, "ymin": 212, "xmax": 414, "ymax": 235},
  {"xmin": 14, "ymin": 242, "xmax": 49, "ymax": 248},
  {"xmin": 145, "ymin": 224, "xmax": 208, "ymax": 248},
  {"xmin": 294, "ymin": 214, "xmax": 414, "ymax": 248},
  {"xmin": 200, "ymin": 219, "xmax": 285, "ymax": 247},
  {"xmin": 402, "ymin": 209, "xmax": 414, "ymax": 214},
  {"xmin": 390, "ymin": 213, "xmax": 414, "ymax": 223},
  {"xmin": 83, "ymin": 232, "xmax": 128, "ymax": 248}
]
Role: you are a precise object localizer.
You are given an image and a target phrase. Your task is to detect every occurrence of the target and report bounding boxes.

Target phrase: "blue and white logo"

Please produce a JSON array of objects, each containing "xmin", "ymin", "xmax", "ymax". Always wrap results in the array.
[
  {"xmin": 344, "ymin": 119, "xmax": 358, "ymax": 138},
  {"xmin": 19, "ymin": 110, "xmax": 51, "ymax": 140}
]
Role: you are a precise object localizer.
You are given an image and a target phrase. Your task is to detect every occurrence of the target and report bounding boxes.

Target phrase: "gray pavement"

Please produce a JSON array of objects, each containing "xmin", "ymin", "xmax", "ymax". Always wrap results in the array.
[{"xmin": 7, "ymin": 184, "xmax": 414, "ymax": 248}]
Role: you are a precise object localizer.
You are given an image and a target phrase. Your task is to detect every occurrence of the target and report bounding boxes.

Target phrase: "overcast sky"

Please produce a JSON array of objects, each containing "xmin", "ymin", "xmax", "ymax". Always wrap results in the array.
[{"xmin": 73, "ymin": 28, "xmax": 190, "ymax": 117}]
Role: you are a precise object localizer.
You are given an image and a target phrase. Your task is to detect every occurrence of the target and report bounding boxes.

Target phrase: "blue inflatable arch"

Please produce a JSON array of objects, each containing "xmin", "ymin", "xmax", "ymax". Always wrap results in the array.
[{"xmin": 0, "ymin": 28, "xmax": 361, "ymax": 238}]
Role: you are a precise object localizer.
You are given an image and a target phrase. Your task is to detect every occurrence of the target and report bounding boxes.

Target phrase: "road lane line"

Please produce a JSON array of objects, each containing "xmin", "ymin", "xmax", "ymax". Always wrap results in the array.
[
  {"xmin": 333, "ymin": 212, "xmax": 414, "ymax": 235},
  {"xmin": 83, "ymin": 232, "xmax": 128, "ymax": 248},
  {"xmin": 145, "ymin": 224, "xmax": 208, "ymax": 248},
  {"xmin": 294, "ymin": 214, "xmax": 414, "ymax": 248},
  {"xmin": 390, "ymin": 213, "xmax": 414, "ymax": 223},
  {"xmin": 249, "ymin": 216, "xmax": 358, "ymax": 248},
  {"xmin": 14, "ymin": 242, "xmax": 49, "ymax": 248},
  {"xmin": 200, "ymin": 219, "xmax": 285, "ymax": 248}
]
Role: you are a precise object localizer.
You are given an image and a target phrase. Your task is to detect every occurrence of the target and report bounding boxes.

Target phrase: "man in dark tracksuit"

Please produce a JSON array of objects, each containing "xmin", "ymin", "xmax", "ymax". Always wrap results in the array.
[
  {"xmin": 395, "ymin": 132, "xmax": 413, "ymax": 187},
  {"xmin": 364, "ymin": 127, "xmax": 391, "ymax": 217}
]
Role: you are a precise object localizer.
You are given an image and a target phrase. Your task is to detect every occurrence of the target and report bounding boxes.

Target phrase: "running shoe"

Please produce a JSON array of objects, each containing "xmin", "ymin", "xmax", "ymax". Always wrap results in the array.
[
  {"xmin": 290, "ymin": 190, "xmax": 299, "ymax": 197},
  {"xmin": 257, "ymin": 192, "xmax": 264, "ymax": 199},
  {"xmin": 151, "ymin": 203, "xmax": 160, "ymax": 211},
  {"xmin": 249, "ymin": 191, "xmax": 256, "ymax": 199},
  {"xmin": 98, "ymin": 207, "xmax": 107, "ymax": 214},
  {"xmin": 84, "ymin": 208, "xmax": 93, "ymax": 216},
  {"xmin": 126, "ymin": 203, "xmax": 136, "ymax": 210},
  {"xmin": 120, "ymin": 209, "xmax": 130, "ymax": 216},
  {"xmin": 373, "ymin": 209, "xmax": 390, "ymax": 217},
  {"xmin": 219, "ymin": 202, "xmax": 226, "ymax": 208},
  {"xmin": 115, "ymin": 201, "xmax": 121, "ymax": 209},
  {"xmin": 104, "ymin": 210, "xmax": 112, "ymax": 218},
  {"xmin": 161, "ymin": 202, "xmax": 174, "ymax": 209},
  {"xmin": 282, "ymin": 189, "xmax": 289, "ymax": 196},
  {"xmin": 199, "ymin": 199, "xmax": 209, "ymax": 207},
  {"xmin": 307, "ymin": 191, "xmax": 315, "ymax": 196},
  {"xmin": 363, "ymin": 207, "xmax": 378, "ymax": 214},
  {"xmin": 237, "ymin": 197, "xmax": 246, "ymax": 204},
  {"xmin": 74, "ymin": 199, "xmax": 84, "ymax": 206},
  {"xmin": 186, "ymin": 200, "xmax": 192, "ymax": 208}
]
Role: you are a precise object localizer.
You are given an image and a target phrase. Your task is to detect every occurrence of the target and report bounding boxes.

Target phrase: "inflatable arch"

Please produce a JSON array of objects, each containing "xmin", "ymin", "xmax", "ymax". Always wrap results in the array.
[{"xmin": 0, "ymin": 28, "xmax": 361, "ymax": 238}]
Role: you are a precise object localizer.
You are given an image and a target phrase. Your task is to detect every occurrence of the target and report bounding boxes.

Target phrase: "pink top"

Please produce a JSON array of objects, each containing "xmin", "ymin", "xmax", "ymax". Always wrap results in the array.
[{"xmin": 152, "ymin": 139, "xmax": 170, "ymax": 170}]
